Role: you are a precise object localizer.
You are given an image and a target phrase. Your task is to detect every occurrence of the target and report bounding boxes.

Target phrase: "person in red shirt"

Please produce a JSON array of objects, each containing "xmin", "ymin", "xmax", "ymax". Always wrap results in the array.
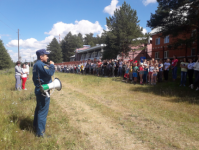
[{"xmin": 171, "ymin": 55, "xmax": 178, "ymax": 81}]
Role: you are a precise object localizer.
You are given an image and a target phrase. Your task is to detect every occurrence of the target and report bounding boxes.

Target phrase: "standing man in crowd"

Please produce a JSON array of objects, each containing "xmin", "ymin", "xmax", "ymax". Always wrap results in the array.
[{"xmin": 32, "ymin": 49, "xmax": 55, "ymax": 137}]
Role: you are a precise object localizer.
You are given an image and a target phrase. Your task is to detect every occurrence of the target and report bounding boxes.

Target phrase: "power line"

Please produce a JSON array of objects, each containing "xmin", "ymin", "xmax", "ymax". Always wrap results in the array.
[{"xmin": 0, "ymin": 19, "xmax": 16, "ymax": 32}]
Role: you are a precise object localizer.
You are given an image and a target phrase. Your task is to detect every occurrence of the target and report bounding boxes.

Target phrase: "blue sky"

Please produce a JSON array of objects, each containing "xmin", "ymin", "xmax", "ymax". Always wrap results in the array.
[{"xmin": 0, "ymin": 0, "xmax": 158, "ymax": 62}]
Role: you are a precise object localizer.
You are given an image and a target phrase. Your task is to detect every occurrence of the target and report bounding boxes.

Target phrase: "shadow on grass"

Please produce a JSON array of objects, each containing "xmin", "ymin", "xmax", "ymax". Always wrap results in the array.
[
  {"xmin": 129, "ymin": 81, "xmax": 199, "ymax": 105},
  {"xmin": 9, "ymin": 115, "xmax": 35, "ymax": 133}
]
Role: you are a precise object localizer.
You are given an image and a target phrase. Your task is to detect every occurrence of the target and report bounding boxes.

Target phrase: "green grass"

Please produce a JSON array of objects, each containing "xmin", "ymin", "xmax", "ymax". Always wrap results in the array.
[
  {"xmin": 0, "ymin": 69, "xmax": 88, "ymax": 150},
  {"xmin": 0, "ymin": 68, "xmax": 199, "ymax": 149}
]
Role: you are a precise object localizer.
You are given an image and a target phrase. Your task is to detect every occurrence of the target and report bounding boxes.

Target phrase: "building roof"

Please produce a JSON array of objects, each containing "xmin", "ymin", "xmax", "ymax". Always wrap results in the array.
[{"xmin": 77, "ymin": 44, "xmax": 107, "ymax": 54}]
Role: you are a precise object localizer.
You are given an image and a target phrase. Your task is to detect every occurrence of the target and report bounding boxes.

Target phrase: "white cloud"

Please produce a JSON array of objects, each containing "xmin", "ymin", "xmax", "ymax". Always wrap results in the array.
[
  {"xmin": 142, "ymin": 28, "xmax": 147, "ymax": 34},
  {"xmin": 142, "ymin": 0, "xmax": 157, "ymax": 6},
  {"xmin": 45, "ymin": 20, "xmax": 103, "ymax": 38},
  {"xmin": 0, "ymin": 36, "xmax": 1, "ymax": 39},
  {"xmin": 6, "ymin": 20, "xmax": 104, "ymax": 62},
  {"xmin": 103, "ymin": 0, "xmax": 120, "ymax": 16}
]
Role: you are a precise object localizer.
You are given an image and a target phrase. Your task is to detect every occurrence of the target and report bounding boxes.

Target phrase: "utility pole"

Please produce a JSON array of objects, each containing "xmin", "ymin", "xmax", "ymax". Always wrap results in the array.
[{"xmin": 18, "ymin": 29, "xmax": 20, "ymax": 61}]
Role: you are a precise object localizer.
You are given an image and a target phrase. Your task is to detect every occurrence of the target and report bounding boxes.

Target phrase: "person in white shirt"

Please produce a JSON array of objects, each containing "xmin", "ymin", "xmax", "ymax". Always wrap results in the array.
[
  {"xmin": 21, "ymin": 63, "xmax": 29, "ymax": 90},
  {"xmin": 191, "ymin": 54, "xmax": 199, "ymax": 91},
  {"xmin": 164, "ymin": 59, "xmax": 171, "ymax": 81},
  {"xmin": 187, "ymin": 58, "xmax": 195, "ymax": 87}
]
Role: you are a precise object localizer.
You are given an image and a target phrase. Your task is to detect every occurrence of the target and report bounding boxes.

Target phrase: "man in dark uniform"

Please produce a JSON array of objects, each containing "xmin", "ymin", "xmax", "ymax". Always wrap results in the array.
[{"xmin": 32, "ymin": 49, "xmax": 55, "ymax": 137}]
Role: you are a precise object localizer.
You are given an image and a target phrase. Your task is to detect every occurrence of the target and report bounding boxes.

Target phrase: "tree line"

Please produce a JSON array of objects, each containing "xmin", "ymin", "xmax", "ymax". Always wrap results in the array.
[{"xmin": 0, "ymin": 40, "xmax": 14, "ymax": 70}]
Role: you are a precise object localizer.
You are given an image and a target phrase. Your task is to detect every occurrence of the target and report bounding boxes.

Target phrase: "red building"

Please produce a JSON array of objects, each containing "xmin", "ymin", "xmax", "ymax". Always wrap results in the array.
[{"xmin": 150, "ymin": 27, "xmax": 197, "ymax": 60}]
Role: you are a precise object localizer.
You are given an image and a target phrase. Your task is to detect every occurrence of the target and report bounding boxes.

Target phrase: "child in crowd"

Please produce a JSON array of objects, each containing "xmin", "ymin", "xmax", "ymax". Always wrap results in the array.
[
  {"xmin": 133, "ymin": 63, "xmax": 139, "ymax": 84},
  {"xmin": 129, "ymin": 65, "xmax": 133, "ymax": 83},
  {"xmin": 152, "ymin": 64, "xmax": 159, "ymax": 85},
  {"xmin": 148, "ymin": 61, "xmax": 154, "ymax": 84},
  {"xmin": 123, "ymin": 64, "xmax": 130, "ymax": 82},
  {"xmin": 138, "ymin": 63, "xmax": 144, "ymax": 84},
  {"xmin": 143, "ymin": 61, "xmax": 149, "ymax": 84}
]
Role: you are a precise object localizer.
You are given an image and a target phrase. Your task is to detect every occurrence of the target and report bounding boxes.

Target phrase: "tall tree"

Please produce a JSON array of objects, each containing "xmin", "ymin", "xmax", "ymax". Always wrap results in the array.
[
  {"xmin": 0, "ymin": 40, "xmax": 13, "ymax": 70},
  {"xmin": 147, "ymin": 0, "xmax": 199, "ymax": 53},
  {"xmin": 61, "ymin": 32, "xmax": 82, "ymax": 62},
  {"xmin": 103, "ymin": 1, "xmax": 144, "ymax": 59},
  {"xmin": 47, "ymin": 38, "xmax": 63, "ymax": 63}
]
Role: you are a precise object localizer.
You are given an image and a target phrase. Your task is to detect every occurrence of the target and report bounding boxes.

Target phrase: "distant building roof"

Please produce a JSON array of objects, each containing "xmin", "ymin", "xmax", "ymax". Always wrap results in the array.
[{"xmin": 77, "ymin": 44, "xmax": 107, "ymax": 53}]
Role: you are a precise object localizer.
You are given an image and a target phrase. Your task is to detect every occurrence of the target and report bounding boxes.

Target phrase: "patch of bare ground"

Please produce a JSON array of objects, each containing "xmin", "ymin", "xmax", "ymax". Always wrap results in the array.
[
  {"xmin": 54, "ymin": 80, "xmax": 199, "ymax": 150},
  {"xmin": 54, "ymin": 86, "xmax": 148, "ymax": 150}
]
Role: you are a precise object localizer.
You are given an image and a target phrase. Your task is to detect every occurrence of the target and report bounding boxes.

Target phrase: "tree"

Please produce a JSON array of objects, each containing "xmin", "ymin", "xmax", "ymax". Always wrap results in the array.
[
  {"xmin": 0, "ymin": 40, "xmax": 13, "ymax": 70},
  {"xmin": 47, "ymin": 38, "xmax": 63, "ymax": 63},
  {"xmin": 103, "ymin": 1, "xmax": 144, "ymax": 59},
  {"xmin": 61, "ymin": 32, "xmax": 83, "ymax": 62},
  {"xmin": 147, "ymin": 0, "xmax": 199, "ymax": 54}
]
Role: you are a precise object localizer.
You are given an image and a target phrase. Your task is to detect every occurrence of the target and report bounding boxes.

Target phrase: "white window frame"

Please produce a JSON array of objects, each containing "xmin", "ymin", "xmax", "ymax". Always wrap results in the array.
[
  {"xmin": 191, "ymin": 49, "xmax": 195, "ymax": 56},
  {"xmin": 155, "ymin": 52, "xmax": 159, "ymax": 59},
  {"xmin": 91, "ymin": 52, "xmax": 97, "ymax": 58},
  {"xmin": 155, "ymin": 38, "xmax": 160, "ymax": 45},
  {"xmin": 164, "ymin": 51, "xmax": 168, "ymax": 59},
  {"xmin": 164, "ymin": 36, "xmax": 169, "ymax": 43}
]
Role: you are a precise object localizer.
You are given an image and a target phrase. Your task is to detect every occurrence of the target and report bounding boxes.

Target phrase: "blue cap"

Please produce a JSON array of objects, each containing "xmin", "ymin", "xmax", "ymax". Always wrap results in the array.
[{"xmin": 36, "ymin": 49, "xmax": 50, "ymax": 57}]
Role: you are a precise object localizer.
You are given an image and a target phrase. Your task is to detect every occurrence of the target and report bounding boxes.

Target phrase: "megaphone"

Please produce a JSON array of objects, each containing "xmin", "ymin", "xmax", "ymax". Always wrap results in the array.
[{"xmin": 40, "ymin": 78, "xmax": 62, "ymax": 97}]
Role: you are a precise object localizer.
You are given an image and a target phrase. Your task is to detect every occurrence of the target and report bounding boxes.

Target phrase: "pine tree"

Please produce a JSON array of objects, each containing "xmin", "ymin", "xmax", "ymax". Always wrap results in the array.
[
  {"xmin": 0, "ymin": 40, "xmax": 13, "ymax": 70},
  {"xmin": 103, "ymin": 1, "xmax": 144, "ymax": 59},
  {"xmin": 61, "ymin": 32, "xmax": 80, "ymax": 62},
  {"xmin": 147, "ymin": 0, "xmax": 199, "ymax": 53},
  {"xmin": 47, "ymin": 38, "xmax": 63, "ymax": 63}
]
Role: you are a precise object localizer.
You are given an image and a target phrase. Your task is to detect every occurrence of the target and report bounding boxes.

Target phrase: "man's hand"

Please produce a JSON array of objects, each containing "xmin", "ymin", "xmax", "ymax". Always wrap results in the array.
[{"xmin": 50, "ymin": 61, "xmax": 54, "ymax": 65}]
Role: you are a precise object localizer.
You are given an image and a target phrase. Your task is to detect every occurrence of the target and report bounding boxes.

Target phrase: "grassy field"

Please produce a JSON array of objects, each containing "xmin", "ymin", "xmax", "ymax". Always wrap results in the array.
[{"xmin": 0, "ymin": 69, "xmax": 199, "ymax": 149}]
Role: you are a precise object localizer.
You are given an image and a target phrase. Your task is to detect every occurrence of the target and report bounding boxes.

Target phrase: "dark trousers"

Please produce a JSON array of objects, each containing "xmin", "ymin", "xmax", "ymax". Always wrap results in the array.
[
  {"xmin": 194, "ymin": 70, "xmax": 199, "ymax": 87},
  {"xmin": 33, "ymin": 93, "xmax": 50, "ymax": 136},
  {"xmin": 164, "ymin": 70, "xmax": 169, "ymax": 81},
  {"xmin": 158, "ymin": 71, "xmax": 163, "ymax": 82},
  {"xmin": 187, "ymin": 69, "xmax": 194, "ymax": 85}
]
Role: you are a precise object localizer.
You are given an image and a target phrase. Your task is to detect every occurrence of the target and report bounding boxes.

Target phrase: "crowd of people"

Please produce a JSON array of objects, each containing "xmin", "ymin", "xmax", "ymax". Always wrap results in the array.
[
  {"xmin": 15, "ymin": 61, "xmax": 29, "ymax": 90},
  {"xmin": 55, "ymin": 54, "xmax": 199, "ymax": 91}
]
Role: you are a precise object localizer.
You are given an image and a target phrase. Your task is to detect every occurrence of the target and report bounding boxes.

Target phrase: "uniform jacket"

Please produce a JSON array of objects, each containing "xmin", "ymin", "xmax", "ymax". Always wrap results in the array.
[{"xmin": 32, "ymin": 60, "xmax": 55, "ymax": 95}]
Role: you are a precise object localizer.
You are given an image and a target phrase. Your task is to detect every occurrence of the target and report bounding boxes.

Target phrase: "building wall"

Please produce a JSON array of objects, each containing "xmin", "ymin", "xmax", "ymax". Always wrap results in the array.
[{"xmin": 151, "ymin": 31, "xmax": 197, "ymax": 60}]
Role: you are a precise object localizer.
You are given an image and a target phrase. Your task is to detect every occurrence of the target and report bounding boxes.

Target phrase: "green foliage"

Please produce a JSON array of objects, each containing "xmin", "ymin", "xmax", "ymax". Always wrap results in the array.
[
  {"xmin": 47, "ymin": 38, "xmax": 63, "ymax": 63},
  {"xmin": 84, "ymin": 33, "xmax": 106, "ymax": 47},
  {"xmin": 0, "ymin": 40, "xmax": 13, "ymax": 70},
  {"xmin": 147, "ymin": 0, "xmax": 199, "ymax": 49},
  {"xmin": 61, "ymin": 32, "xmax": 81, "ymax": 62},
  {"xmin": 103, "ymin": 1, "xmax": 145, "ymax": 59}
]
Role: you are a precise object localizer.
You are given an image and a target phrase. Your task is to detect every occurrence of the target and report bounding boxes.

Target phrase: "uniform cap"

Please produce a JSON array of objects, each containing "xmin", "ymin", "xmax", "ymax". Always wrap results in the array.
[{"xmin": 36, "ymin": 49, "xmax": 50, "ymax": 57}]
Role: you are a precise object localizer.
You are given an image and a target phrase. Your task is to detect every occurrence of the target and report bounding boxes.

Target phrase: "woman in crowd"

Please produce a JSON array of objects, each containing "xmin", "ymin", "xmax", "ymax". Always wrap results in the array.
[
  {"xmin": 171, "ymin": 55, "xmax": 178, "ymax": 81},
  {"xmin": 15, "ymin": 61, "xmax": 23, "ymax": 91},
  {"xmin": 164, "ymin": 58, "xmax": 170, "ymax": 81},
  {"xmin": 180, "ymin": 57, "xmax": 189, "ymax": 86},
  {"xmin": 187, "ymin": 58, "xmax": 195, "ymax": 87},
  {"xmin": 21, "ymin": 63, "xmax": 29, "ymax": 90}
]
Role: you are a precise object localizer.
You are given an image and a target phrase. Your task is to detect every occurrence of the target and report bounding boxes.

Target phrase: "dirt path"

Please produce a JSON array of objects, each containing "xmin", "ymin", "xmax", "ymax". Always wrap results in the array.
[{"xmin": 54, "ymin": 84, "xmax": 148, "ymax": 150}]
